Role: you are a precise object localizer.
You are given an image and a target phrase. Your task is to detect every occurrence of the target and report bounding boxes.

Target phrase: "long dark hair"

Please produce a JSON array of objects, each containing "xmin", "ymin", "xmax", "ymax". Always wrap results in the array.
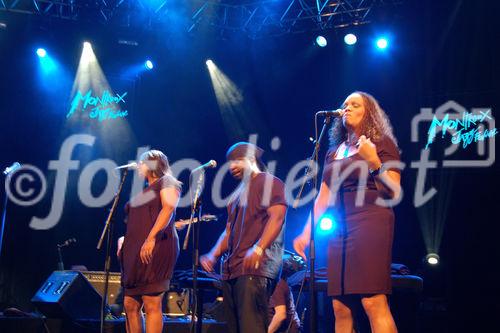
[
  {"xmin": 139, "ymin": 150, "xmax": 182, "ymax": 188},
  {"xmin": 329, "ymin": 91, "xmax": 397, "ymax": 148}
]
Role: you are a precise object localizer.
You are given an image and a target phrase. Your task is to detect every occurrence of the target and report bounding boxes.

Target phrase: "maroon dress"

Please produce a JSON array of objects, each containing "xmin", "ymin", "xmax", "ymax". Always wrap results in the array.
[
  {"xmin": 121, "ymin": 175, "xmax": 181, "ymax": 296},
  {"xmin": 322, "ymin": 135, "xmax": 401, "ymax": 296}
]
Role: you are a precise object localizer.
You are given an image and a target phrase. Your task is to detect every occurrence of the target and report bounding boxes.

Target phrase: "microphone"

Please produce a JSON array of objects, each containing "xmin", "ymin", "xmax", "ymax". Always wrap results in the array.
[
  {"xmin": 115, "ymin": 162, "xmax": 138, "ymax": 170},
  {"xmin": 3, "ymin": 162, "xmax": 21, "ymax": 176},
  {"xmin": 191, "ymin": 160, "xmax": 217, "ymax": 173},
  {"xmin": 58, "ymin": 238, "xmax": 76, "ymax": 248},
  {"xmin": 316, "ymin": 109, "xmax": 344, "ymax": 117}
]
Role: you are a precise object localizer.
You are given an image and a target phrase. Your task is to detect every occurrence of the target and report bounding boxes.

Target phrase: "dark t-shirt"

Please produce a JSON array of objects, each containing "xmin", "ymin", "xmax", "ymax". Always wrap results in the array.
[
  {"xmin": 268, "ymin": 279, "xmax": 301, "ymax": 332},
  {"xmin": 222, "ymin": 172, "xmax": 287, "ymax": 280}
]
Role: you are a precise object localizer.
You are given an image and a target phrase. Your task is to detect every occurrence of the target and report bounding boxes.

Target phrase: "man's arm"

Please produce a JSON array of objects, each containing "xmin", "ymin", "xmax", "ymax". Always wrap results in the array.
[
  {"xmin": 256, "ymin": 204, "xmax": 287, "ymax": 250},
  {"xmin": 243, "ymin": 204, "xmax": 286, "ymax": 271},
  {"xmin": 201, "ymin": 221, "xmax": 231, "ymax": 272},
  {"xmin": 268, "ymin": 305, "xmax": 287, "ymax": 333},
  {"xmin": 209, "ymin": 223, "xmax": 231, "ymax": 258}
]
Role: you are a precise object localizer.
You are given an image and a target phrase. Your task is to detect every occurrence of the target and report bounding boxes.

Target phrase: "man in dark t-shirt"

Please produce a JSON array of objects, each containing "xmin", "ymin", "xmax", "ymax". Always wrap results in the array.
[
  {"xmin": 268, "ymin": 253, "xmax": 304, "ymax": 333},
  {"xmin": 201, "ymin": 142, "xmax": 288, "ymax": 333},
  {"xmin": 268, "ymin": 279, "xmax": 301, "ymax": 333}
]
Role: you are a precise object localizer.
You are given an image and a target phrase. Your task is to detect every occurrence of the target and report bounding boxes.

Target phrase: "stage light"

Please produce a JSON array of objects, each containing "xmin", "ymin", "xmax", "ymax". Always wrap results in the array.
[
  {"xmin": 70, "ymin": 37, "xmax": 133, "ymax": 148},
  {"xmin": 145, "ymin": 60, "xmax": 154, "ymax": 70},
  {"xmin": 344, "ymin": 33, "xmax": 357, "ymax": 45},
  {"xmin": 315, "ymin": 36, "xmax": 327, "ymax": 47},
  {"xmin": 36, "ymin": 47, "xmax": 59, "ymax": 79},
  {"xmin": 425, "ymin": 253, "xmax": 440, "ymax": 265},
  {"xmin": 118, "ymin": 39, "xmax": 139, "ymax": 46},
  {"xmin": 36, "ymin": 48, "xmax": 47, "ymax": 58},
  {"xmin": 81, "ymin": 42, "xmax": 96, "ymax": 66},
  {"xmin": 376, "ymin": 37, "xmax": 388, "ymax": 49},
  {"xmin": 206, "ymin": 59, "xmax": 249, "ymax": 139},
  {"xmin": 0, "ymin": 22, "xmax": 7, "ymax": 30},
  {"xmin": 319, "ymin": 216, "xmax": 335, "ymax": 232}
]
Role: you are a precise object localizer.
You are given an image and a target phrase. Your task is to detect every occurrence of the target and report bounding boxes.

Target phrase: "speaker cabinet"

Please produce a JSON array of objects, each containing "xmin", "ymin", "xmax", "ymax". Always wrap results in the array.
[
  {"xmin": 81, "ymin": 271, "xmax": 122, "ymax": 306},
  {"xmin": 31, "ymin": 271, "xmax": 102, "ymax": 320}
]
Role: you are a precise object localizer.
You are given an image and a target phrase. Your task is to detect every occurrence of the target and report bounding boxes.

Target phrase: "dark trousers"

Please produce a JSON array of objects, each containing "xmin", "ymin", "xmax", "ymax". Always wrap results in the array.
[{"xmin": 222, "ymin": 275, "xmax": 275, "ymax": 333}]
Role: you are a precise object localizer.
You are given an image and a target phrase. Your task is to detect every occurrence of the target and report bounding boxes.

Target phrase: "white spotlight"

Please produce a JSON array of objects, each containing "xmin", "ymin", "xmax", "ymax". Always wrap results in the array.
[
  {"xmin": 425, "ymin": 253, "xmax": 440, "ymax": 265},
  {"xmin": 344, "ymin": 33, "xmax": 357, "ymax": 45},
  {"xmin": 81, "ymin": 42, "xmax": 95, "ymax": 65},
  {"xmin": 315, "ymin": 36, "xmax": 327, "ymax": 47}
]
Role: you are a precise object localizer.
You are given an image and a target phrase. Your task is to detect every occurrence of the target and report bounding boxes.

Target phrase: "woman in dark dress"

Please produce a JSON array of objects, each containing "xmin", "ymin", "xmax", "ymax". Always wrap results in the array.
[
  {"xmin": 119, "ymin": 150, "xmax": 181, "ymax": 333},
  {"xmin": 294, "ymin": 92, "xmax": 401, "ymax": 332}
]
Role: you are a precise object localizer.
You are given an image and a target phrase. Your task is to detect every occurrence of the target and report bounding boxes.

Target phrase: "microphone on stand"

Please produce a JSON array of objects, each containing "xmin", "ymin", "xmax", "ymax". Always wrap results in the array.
[
  {"xmin": 115, "ymin": 162, "xmax": 138, "ymax": 170},
  {"xmin": 3, "ymin": 162, "xmax": 21, "ymax": 176},
  {"xmin": 57, "ymin": 238, "xmax": 76, "ymax": 271},
  {"xmin": 183, "ymin": 160, "xmax": 217, "ymax": 250},
  {"xmin": 316, "ymin": 109, "xmax": 345, "ymax": 117},
  {"xmin": 191, "ymin": 160, "xmax": 217, "ymax": 173},
  {"xmin": 57, "ymin": 238, "xmax": 77, "ymax": 248}
]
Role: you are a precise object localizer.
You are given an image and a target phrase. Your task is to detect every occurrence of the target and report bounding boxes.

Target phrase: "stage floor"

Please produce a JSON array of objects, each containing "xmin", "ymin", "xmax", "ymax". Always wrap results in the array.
[{"xmin": 0, "ymin": 314, "xmax": 226, "ymax": 333}]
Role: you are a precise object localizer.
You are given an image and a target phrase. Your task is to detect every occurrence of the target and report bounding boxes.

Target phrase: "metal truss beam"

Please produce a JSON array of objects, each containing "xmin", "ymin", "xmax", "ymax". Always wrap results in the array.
[{"xmin": 0, "ymin": 0, "xmax": 404, "ymax": 38}]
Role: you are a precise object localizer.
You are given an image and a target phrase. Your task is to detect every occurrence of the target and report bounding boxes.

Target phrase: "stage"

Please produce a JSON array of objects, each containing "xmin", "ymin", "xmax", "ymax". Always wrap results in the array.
[
  {"xmin": 0, "ymin": 1, "xmax": 499, "ymax": 332},
  {"xmin": 0, "ymin": 315, "xmax": 225, "ymax": 333}
]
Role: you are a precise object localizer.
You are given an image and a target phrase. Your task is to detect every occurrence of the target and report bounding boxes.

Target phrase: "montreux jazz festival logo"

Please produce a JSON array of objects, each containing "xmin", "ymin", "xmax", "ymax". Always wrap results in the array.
[
  {"xmin": 66, "ymin": 90, "xmax": 128, "ymax": 121},
  {"xmin": 424, "ymin": 102, "xmax": 497, "ymax": 149}
]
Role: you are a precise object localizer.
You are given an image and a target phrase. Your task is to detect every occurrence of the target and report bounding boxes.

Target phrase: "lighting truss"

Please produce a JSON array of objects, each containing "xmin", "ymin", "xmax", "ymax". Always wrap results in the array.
[{"xmin": 0, "ymin": 0, "xmax": 403, "ymax": 38}]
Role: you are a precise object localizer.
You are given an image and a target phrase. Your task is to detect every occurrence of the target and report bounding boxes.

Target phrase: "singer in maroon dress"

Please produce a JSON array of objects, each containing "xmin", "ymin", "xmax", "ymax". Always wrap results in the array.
[
  {"xmin": 119, "ymin": 150, "xmax": 181, "ymax": 333},
  {"xmin": 294, "ymin": 92, "xmax": 401, "ymax": 333}
]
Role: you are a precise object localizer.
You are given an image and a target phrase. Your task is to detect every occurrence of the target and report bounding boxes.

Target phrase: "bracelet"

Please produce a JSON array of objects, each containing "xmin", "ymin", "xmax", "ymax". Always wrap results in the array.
[
  {"xmin": 369, "ymin": 163, "xmax": 383, "ymax": 176},
  {"xmin": 253, "ymin": 245, "xmax": 264, "ymax": 256}
]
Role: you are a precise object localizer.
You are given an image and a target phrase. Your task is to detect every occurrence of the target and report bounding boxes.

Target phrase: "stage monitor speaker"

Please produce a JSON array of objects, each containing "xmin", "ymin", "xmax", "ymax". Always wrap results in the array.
[
  {"xmin": 81, "ymin": 271, "xmax": 122, "ymax": 306},
  {"xmin": 31, "ymin": 270, "xmax": 102, "ymax": 320}
]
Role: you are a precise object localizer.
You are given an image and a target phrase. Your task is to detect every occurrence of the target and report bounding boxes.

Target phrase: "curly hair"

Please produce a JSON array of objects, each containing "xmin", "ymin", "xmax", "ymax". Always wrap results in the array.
[{"xmin": 329, "ymin": 91, "xmax": 397, "ymax": 148}]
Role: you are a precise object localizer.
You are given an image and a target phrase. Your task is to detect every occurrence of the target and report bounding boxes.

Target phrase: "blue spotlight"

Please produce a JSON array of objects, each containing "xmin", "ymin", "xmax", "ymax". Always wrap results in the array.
[
  {"xmin": 344, "ymin": 33, "xmax": 357, "ymax": 45},
  {"xmin": 36, "ymin": 48, "xmax": 47, "ymax": 58},
  {"xmin": 319, "ymin": 215, "xmax": 335, "ymax": 232},
  {"xmin": 145, "ymin": 60, "xmax": 154, "ymax": 70},
  {"xmin": 376, "ymin": 37, "xmax": 388, "ymax": 50},
  {"xmin": 315, "ymin": 35, "xmax": 327, "ymax": 48}
]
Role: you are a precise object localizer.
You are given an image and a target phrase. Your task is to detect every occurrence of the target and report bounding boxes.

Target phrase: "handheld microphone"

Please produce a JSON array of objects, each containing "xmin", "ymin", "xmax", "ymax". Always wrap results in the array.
[
  {"xmin": 3, "ymin": 162, "xmax": 21, "ymax": 175},
  {"xmin": 115, "ymin": 162, "xmax": 138, "ymax": 170},
  {"xmin": 316, "ymin": 109, "xmax": 344, "ymax": 117},
  {"xmin": 191, "ymin": 160, "xmax": 217, "ymax": 173}
]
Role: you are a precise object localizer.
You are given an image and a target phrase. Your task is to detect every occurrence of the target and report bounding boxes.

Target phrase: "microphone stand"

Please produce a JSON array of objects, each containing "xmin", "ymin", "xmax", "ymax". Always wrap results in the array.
[
  {"xmin": 184, "ymin": 171, "xmax": 204, "ymax": 333},
  {"xmin": 0, "ymin": 182, "xmax": 8, "ymax": 259},
  {"xmin": 293, "ymin": 113, "xmax": 332, "ymax": 333},
  {"xmin": 57, "ymin": 245, "xmax": 64, "ymax": 270},
  {"xmin": 1, "ymin": 165, "xmax": 20, "ymax": 259},
  {"xmin": 97, "ymin": 168, "xmax": 129, "ymax": 333},
  {"xmin": 56, "ymin": 239, "xmax": 75, "ymax": 270}
]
